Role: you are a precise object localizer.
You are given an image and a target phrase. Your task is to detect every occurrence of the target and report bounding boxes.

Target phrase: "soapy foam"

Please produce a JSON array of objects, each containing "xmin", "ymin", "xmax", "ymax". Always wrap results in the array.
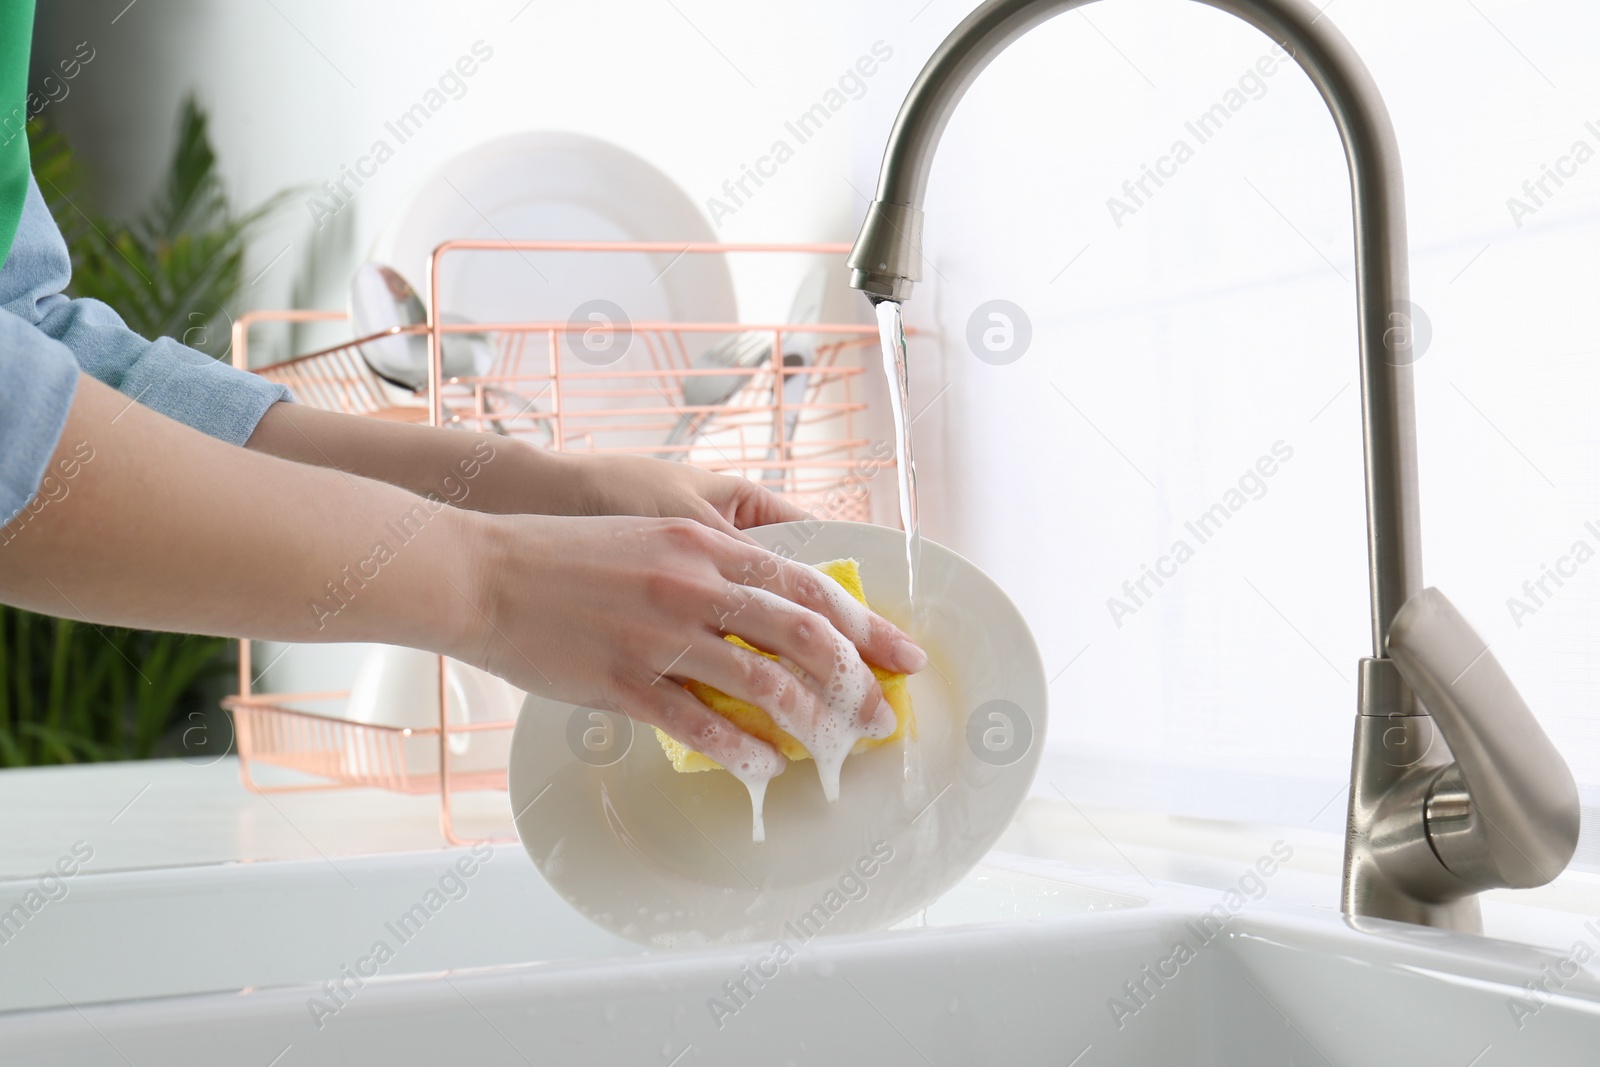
[
  {"xmin": 807, "ymin": 565, "xmax": 874, "ymax": 646},
  {"xmin": 744, "ymin": 582, "xmax": 893, "ymax": 804},
  {"xmin": 701, "ymin": 723, "xmax": 785, "ymax": 844},
  {"xmin": 737, "ymin": 771, "xmax": 772, "ymax": 843},
  {"xmin": 724, "ymin": 747, "xmax": 783, "ymax": 843}
]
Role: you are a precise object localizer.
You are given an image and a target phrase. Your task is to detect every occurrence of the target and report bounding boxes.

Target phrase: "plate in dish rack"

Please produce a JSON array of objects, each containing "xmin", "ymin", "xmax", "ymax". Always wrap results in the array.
[
  {"xmin": 373, "ymin": 130, "xmax": 736, "ymax": 451},
  {"xmin": 507, "ymin": 520, "xmax": 1047, "ymax": 947}
]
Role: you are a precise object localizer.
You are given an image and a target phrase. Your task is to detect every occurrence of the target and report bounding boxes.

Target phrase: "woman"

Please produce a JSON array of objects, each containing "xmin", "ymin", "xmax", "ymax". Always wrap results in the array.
[{"xmin": 0, "ymin": 1, "xmax": 925, "ymax": 779}]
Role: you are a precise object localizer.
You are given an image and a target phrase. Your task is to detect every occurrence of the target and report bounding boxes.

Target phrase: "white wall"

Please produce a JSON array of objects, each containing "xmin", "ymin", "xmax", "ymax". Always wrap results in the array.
[
  {"xmin": 35, "ymin": 0, "xmax": 908, "ymax": 328},
  {"xmin": 36, "ymin": 1, "xmax": 1600, "ymax": 821}
]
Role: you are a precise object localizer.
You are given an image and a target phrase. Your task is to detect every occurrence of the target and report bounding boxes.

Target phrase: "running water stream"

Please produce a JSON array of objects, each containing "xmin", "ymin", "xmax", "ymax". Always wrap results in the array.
[
  {"xmin": 874, "ymin": 300, "xmax": 921, "ymax": 605},
  {"xmin": 722, "ymin": 300, "xmax": 919, "ymax": 842}
]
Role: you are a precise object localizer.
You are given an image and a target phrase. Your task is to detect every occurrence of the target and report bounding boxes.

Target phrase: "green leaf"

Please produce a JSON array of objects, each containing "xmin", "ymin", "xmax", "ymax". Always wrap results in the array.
[
  {"xmin": 144, "ymin": 96, "xmax": 226, "ymax": 240},
  {"xmin": 30, "ymin": 93, "xmax": 294, "ymax": 358}
]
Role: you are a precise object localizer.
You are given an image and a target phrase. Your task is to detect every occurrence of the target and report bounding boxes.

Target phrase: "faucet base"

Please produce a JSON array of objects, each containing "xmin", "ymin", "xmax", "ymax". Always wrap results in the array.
[{"xmin": 1343, "ymin": 659, "xmax": 1482, "ymax": 932}]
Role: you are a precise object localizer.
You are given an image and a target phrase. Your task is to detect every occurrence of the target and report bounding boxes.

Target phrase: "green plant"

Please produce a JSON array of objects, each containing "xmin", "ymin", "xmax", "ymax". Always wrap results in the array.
[
  {"xmin": 0, "ymin": 609, "xmax": 234, "ymax": 765},
  {"xmin": 0, "ymin": 97, "xmax": 290, "ymax": 767},
  {"xmin": 32, "ymin": 96, "xmax": 293, "ymax": 358}
]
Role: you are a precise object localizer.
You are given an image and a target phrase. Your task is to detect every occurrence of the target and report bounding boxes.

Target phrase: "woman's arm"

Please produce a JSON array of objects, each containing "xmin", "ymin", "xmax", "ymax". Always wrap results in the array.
[
  {"xmin": 244, "ymin": 400, "xmax": 807, "ymax": 535},
  {"xmin": 0, "ymin": 373, "xmax": 483, "ymax": 653},
  {"xmin": 1, "ymin": 375, "xmax": 925, "ymax": 772}
]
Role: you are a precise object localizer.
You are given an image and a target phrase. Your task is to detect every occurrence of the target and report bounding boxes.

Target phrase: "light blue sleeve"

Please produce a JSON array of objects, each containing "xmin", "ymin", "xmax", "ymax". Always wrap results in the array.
[
  {"xmin": 2, "ymin": 176, "xmax": 292, "ymax": 440},
  {"xmin": 0, "ymin": 308, "xmax": 78, "ymax": 525},
  {"xmin": 0, "ymin": 174, "xmax": 292, "ymax": 524}
]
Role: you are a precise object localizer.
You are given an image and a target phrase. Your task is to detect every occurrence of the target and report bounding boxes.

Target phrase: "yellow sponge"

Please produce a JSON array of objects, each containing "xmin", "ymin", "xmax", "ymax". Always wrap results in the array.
[{"xmin": 655, "ymin": 558, "xmax": 913, "ymax": 773}]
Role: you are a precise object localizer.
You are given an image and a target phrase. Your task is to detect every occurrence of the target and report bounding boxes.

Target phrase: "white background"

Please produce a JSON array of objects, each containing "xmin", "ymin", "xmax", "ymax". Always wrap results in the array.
[{"xmin": 35, "ymin": 0, "xmax": 1600, "ymax": 837}]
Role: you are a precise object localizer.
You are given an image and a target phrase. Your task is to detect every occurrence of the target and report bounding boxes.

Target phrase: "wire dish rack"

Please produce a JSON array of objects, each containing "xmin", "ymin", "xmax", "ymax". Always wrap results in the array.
[{"xmin": 221, "ymin": 240, "xmax": 894, "ymax": 842}]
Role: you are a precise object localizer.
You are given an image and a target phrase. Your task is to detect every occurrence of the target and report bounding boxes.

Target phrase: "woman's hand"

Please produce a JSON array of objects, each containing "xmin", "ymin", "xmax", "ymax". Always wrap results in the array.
[
  {"xmin": 457, "ymin": 513, "xmax": 927, "ymax": 773},
  {"xmin": 547, "ymin": 451, "xmax": 807, "ymax": 537}
]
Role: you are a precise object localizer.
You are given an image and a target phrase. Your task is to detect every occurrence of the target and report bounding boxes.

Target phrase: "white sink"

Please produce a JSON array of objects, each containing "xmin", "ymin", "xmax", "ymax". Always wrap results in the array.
[{"xmin": 3, "ymin": 845, "xmax": 1597, "ymax": 1064}]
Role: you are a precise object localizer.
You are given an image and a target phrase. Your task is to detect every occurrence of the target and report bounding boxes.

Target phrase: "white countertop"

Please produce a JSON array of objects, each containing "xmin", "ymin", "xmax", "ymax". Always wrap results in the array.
[{"xmin": 0, "ymin": 757, "xmax": 513, "ymax": 879}]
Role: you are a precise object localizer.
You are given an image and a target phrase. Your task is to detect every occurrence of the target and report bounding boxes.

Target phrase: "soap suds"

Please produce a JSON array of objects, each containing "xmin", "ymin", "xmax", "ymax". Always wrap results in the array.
[
  {"xmin": 724, "ymin": 749, "xmax": 783, "ymax": 843},
  {"xmin": 743, "ymin": 582, "xmax": 894, "ymax": 804},
  {"xmin": 807, "ymin": 565, "xmax": 874, "ymax": 646}
]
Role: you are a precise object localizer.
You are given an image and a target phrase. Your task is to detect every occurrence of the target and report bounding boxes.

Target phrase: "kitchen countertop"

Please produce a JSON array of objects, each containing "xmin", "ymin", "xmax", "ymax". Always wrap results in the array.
[{"xmin": 0, "ymin": 757, "xmax": 513, "ymax": 879}]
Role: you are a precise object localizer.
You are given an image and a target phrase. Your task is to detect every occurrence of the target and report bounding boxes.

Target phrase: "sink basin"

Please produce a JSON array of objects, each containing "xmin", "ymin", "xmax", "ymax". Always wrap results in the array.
[{"xmin": 3, "ymin": 845, "xmax": 1596, "ymax": 1064}]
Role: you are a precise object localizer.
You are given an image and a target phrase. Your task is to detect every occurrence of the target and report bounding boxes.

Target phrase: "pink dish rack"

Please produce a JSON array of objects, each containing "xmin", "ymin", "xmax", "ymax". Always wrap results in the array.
[{"xmin": 221, "ymin": 240, "xmax": 895, "ymax": 843}]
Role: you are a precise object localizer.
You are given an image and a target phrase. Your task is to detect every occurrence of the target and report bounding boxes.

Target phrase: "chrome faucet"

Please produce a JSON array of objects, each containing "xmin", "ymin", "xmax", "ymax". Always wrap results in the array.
[{"xmin": 849, "ymin": 0, "xmax": 1581, "ymax": 931}]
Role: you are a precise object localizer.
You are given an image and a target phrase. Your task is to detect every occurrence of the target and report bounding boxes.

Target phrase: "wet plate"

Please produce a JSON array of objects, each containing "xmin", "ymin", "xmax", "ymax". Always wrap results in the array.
[{"xmin": 507, "ymin": 520, "xmax": 1046, "ymax": 947}]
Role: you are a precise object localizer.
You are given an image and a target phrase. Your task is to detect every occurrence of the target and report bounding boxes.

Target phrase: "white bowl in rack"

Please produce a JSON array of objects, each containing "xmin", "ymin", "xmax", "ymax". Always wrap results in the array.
[{"xmin": 343, "ymin": 645, "xmax": 523, "ymax": 779}]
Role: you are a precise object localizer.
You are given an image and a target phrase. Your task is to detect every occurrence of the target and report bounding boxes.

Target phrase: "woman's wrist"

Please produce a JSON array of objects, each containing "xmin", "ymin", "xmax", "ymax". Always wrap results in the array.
[
  {"xmin": 415, "ymin": 505, "xmax": 515, "ymax": 666},
  {"xmin": 246, "ymin": 405, "xmax": 589, "ymax": 519},
  {"xmin": 460, "ymin": 437, "xmax": 593, "ymax": 517}
]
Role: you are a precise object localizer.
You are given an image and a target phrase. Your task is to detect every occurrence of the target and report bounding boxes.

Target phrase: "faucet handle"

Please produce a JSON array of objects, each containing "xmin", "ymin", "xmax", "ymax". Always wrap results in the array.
[{"xmin": 1387, "ymin": 587, "xmax": 1580, "ymax": 889}]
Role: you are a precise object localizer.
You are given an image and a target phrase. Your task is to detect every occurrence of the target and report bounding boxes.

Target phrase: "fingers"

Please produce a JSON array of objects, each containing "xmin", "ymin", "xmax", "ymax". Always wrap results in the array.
[
  {"xmin": 714, "ymin": 548, "xmax": 926, "ymax": 675},
  {"xmin": 731, "ymin": 482, "xmax": 808, "ymax": 528},
  {"xmin": 712, "ymin": 584, "xmax": 886, "ymax": 716},
  {"xmin": 694, "ymin": 470, "xmax": 809, "ymax": 530},
  {"xmin": 647, "ymin": 516, "xmax": 924, "ymax": 679},
  {"xmin": 622, "ymin": 676, "xmax": 787, "ymax": 782},
  {"xmin": 676, "ymin": 632, "xmax": 896, "ymax": 745},
  {"xmin": 691, "ymin": 501, "xmax": 763, "ymax": 549}
]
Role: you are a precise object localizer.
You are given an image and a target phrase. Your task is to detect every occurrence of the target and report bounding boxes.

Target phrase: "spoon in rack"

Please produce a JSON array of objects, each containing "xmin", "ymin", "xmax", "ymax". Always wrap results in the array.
[
  {"xmin": 659, "ymin": 329, "xmax": 778, "ymax": 455},
  {"xmin": 348, "ymin": 262, "xmax": 545, "ymax": 439},
  {"xmin": 761, "ymin": 266, "xmax": 830, "ymax": 488}
]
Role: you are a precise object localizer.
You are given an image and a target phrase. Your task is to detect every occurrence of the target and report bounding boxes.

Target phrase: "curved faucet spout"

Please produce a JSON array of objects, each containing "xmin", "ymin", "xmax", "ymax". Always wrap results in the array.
[
  {"xmin": 847, "ymin": 0, "xmax": 1419, "ymax": 661},
  {"xmin": 850, "ymin": 0, "xmax": 1582, "ymax": 930}
]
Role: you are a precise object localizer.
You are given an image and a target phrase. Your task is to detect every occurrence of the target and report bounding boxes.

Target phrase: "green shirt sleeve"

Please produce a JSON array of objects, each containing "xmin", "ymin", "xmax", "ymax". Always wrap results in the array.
[{"xmin": 0, "ymin": 0, "xmax": 36, "ymax": 268}]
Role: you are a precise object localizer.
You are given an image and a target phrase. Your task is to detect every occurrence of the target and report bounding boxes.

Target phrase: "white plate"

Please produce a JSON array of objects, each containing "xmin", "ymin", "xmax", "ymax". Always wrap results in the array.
[
  {"xmin": 374, "ymin": 133, "xmax": 735, "ymax": 454},
  {"xmin": 507, "ymin": 521, "xmax": 1047, "ymax": 947}
]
